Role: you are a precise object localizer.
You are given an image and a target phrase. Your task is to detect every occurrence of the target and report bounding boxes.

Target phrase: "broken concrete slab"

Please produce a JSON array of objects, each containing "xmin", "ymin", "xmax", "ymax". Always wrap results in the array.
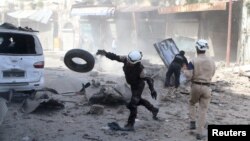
[
  {"xmin": 88, "ymin": 85, "xmax": 128, "ymax": 106},
  {"xmin": 85, "ymin": 81, "xmax": 132, "ymax": 106}
]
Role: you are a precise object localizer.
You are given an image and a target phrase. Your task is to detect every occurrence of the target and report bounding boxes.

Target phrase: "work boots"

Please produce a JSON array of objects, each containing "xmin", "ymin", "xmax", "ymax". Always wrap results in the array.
[
  {"xmin": 123, "ymin": 123, "xmax": 134, "ymax": 131},
  {"xmin": 189, "ymin": 121, "xmax": 196, "ymax": 130},
  {"xmin": 152, "ymin": 108, "xmax": 159, "ymax": 120},
  {"xmin": 196, "ymin": 134, "xmax": 207, "ymax": 140}
]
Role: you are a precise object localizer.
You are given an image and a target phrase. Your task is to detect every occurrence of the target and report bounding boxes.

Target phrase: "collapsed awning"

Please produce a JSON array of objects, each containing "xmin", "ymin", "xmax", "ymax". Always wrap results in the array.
[
  {"xmin": 71, "ymin": 6, "xmax": 115, "ymax": 16},
  {"xmin": 7, "ymin": 9, "xmax": 53, "ymax": 24},
  {"xmin": 117, "ymin": 6, "xmax": 159, "ymax": 13},
  {"xmin": 158, "ymin": 2, "xmax": 227, "ymax": 14}
]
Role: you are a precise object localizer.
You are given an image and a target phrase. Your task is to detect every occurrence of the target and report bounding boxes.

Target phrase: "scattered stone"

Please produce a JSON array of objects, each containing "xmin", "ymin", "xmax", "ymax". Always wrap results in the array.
[
  {"xmin": 215, "ymin": 117, "xmax": 223, "ymax": 121},
  {"xmin": 22, "ymin": 136, "xmax": 30, "ymax": 141},
  {"xmin": 87, "ymin": 104, "xmax": 104, "ymax": 115},
  {"xmin": 65, "ymin": 119, "xmax": 74, "ymax": 123},
  {"xmin": 101, "ymin": 126, "xmax": 109, "ymax": 130},
  {"xmin": 164, "ymin": 133, "xmax": 170, "ymax": 138},
  {"xmin": 121, "ymin": 132, "xmax": 128, "ymax": 136},
  {"xmin": 117, "ymin": 106, "xmax": 125, "ymax": 114},
  {"xmin": 58, "ymin": 129, "xmax": 64, "ymax": 132},
  {"xmin": 231, "ymin": 106, "xmax": 239, "ymax": 111},
  {"xmin": 89, "ymin": 71, "xmax": 98, "ymax": 77},
  {"xmin": 106, "ymin": 80, "xmax": 117, "ymax": 84},
  {"xmin": 91, "ymin": 79, "xmax": 101, "ymax": 87},
  {"xmin": 62, "ymin": 112, "xmax": 69, "ymax": 116}
]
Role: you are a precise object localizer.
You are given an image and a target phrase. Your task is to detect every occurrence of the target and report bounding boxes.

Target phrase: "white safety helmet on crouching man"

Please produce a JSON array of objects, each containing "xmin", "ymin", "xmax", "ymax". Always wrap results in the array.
[
  {"xmin": 127, "ymin": 50, "xmax": 143, "ymax": 64},
  {"xmin": 196, "ymin": 39, "xmax": 209, "ymax": 51}
]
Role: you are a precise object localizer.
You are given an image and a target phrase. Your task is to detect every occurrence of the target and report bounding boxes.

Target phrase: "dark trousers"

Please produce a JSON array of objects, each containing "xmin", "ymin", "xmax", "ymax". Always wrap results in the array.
[
  {"xmin": 126, "ymin": 82, "xmax": 157, "ymax": 126},
  {"xmin": 165, "ymin": 62, "xmax": 181, "ymax": 88}
]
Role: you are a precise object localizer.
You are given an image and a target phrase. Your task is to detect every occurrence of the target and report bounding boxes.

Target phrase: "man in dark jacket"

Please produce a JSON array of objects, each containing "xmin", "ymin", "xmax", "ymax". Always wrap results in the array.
[
  {"xmin": 165, "ymin": 50, "xmax": 188, "ymax": 88},
  {"xmin": 96, "ymin": 50, "xmax": 159, "ymax": 131}
]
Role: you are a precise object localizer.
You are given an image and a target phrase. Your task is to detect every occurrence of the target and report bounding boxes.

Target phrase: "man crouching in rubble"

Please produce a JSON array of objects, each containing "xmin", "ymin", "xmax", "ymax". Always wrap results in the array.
[
  {"xmin": 96, "ymin": 50, "xmax": 159, "ymax": 131},
  {"xmin": 183, "ymin": 39, "xmax": 216, "ymax": 140}
]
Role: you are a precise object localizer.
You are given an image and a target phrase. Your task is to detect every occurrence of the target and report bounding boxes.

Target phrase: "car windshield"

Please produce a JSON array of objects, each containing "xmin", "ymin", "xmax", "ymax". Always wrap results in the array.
[{"xmin": 0, "ymin": 33, "xmax": 37, "ymax": 54}]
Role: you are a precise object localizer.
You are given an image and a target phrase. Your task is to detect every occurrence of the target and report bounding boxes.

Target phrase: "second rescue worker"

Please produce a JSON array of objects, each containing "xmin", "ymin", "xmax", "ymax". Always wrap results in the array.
[{"xmin": 184, "ymin": 39, "xmax": 216, "ymax": 140}]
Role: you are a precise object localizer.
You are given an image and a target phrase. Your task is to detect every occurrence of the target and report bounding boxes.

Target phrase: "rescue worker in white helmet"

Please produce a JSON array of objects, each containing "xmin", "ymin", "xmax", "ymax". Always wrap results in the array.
[
  {"xmin": 184, "ymin": 39, "xmax": 216, "ymax": 140},
  {"xmin": 96, "ymin": 49, "xmax": 159, "ymax": 131}
]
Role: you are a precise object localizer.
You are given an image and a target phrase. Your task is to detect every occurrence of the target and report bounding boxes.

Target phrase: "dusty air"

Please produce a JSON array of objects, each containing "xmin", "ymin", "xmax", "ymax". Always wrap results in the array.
[{"xmin": 0, "ymin": 0, "xmax": 250, "ymax": 141}]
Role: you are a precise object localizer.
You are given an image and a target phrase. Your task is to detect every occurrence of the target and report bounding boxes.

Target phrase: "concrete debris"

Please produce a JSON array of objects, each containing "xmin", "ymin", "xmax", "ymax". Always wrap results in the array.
[
  {"xmin": 1, "ymin": 55, "xmax": 250, "ymax": 141},
  {"xmin": 21, "ymin": 137, "xmax": 29, "ymax": 141},
  {"xmin": 88, "ymin": 84, "xmax": 131, "ymax": 106},
  {"xmin": 87, "ymin": 104, "xmax": 104, "ymax": 115},
  {"xmin": 82, "ymin": 134, "xmax": 102, "ymax": 141},
  {"xmin": 117, "ymin": 106, "xmax": 126, "ymax": 114},
  {"xmin": 21, "ymin": 91, "xmax": 64, "ymax": 114},
  {"xmin": 91, "ymin": 79, "xmax": 101, "ymax": 87}
]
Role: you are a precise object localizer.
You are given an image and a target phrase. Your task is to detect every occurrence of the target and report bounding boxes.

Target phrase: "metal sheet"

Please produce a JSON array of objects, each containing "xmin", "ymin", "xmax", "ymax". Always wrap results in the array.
[
  {"xmin": 154, "ymin": 38, "xmax": 179, "ymax": 67},
  {"xmin": 158, "ymin": 2, "xmax": 227, "ymax": 14},
  {"xmin": 154, "ymin": 38, "xmax": 187, "ymax": 84}
]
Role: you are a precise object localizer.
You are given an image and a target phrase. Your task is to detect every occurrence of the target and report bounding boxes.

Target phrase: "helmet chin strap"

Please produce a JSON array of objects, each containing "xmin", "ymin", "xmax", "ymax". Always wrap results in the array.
[{"xmin": 127, "ymin": 57, "xmax": 140, "ymax": 64}]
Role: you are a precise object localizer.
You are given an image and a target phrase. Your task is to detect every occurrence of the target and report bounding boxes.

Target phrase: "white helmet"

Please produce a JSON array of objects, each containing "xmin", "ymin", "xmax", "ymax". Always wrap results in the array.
[
  {"xmin": 196, "ymin": 39, "xmax": 209, "ymax": 51},
  {"xmin": 127, "ymin": 50, "xmax": 142, "ymax": 64}
]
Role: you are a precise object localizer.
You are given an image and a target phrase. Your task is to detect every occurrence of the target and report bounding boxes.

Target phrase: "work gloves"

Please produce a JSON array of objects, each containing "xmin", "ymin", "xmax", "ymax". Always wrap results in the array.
[
  {"xmin": 96, "ymin": 50, "xmax": 107, "ymax": 56},
  {"xmin": 151, "ymin": 90, "xmax": 157, "ymax": 100}
]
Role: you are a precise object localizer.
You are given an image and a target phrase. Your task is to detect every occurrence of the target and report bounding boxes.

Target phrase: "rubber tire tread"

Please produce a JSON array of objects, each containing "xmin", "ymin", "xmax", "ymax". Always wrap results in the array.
[{"xmin": 64, "ymin": 49, "xmax": 95, "ymax": 73}]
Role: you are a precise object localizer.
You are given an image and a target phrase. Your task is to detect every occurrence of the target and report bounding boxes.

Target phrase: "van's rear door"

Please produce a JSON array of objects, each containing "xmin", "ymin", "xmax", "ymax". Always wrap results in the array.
[
  {"xmin": 0, "ymin": 55, "xmax": 44, "ymax": 84},
  {"xmin": 0, "ymin": 32, "xmax": 44, "ymax": 84}
]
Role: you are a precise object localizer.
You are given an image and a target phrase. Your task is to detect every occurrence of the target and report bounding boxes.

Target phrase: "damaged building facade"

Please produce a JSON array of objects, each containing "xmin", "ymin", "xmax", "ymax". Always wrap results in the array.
[
  {"xmin": 159, "ymin": 0, "xmax": 250, "ymax": 64},
  {"xmin": 1, "ymin": 0, "xmax": 250, "ymax": 64},
  {"xmin": 70, "ymin": 0, "xmax": 250, "ymax": 64}
]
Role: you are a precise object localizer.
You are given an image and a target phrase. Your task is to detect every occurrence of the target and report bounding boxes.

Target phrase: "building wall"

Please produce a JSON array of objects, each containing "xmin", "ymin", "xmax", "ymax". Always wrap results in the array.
[
  {"xmin": 161, "ymin": 1, "xmax": 242, "ymax": 62},
  {"xmin": 237, "ymin": 0, "xmax": 250, "ymax": 64}
]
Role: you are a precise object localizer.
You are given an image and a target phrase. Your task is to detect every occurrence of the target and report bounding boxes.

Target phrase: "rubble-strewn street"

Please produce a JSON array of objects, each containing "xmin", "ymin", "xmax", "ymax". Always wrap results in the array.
[
  {"xmin": 0, "ymin": 53, "xmax": 249, "ymax": 141},
  {"xmin": 1, "ymin": 0, "xmax": 250, "ymax": 140}
]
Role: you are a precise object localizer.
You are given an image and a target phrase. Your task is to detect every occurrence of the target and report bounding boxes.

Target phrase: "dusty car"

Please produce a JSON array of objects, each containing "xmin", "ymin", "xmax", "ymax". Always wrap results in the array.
[{"xmin": 0, "ymin": 23, "xmax": 44, "ymax": 93}]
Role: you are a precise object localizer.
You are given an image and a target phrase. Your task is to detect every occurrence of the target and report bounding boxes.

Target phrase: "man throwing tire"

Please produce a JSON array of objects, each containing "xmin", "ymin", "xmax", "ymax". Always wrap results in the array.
[{"xmin": 96, "ymin": 50, "xmax": 159, "ymax": 131}]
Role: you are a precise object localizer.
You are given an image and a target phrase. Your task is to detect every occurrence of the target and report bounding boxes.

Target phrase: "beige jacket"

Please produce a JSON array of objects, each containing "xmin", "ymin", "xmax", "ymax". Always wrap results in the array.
[{"xmin": 184, "ymin": 54, "xmax": 216, "ymax": 83}]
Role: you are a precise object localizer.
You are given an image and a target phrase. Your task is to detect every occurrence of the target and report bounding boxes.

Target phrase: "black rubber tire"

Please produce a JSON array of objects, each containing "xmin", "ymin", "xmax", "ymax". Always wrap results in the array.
[{"xmin": 64, "ymin": 49, "xmax": 95, "ymax": 73}]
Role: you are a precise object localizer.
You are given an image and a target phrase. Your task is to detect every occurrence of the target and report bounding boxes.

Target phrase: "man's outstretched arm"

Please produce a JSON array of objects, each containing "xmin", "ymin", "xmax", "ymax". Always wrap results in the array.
[{"xmin": 96, "ymin": 50, "xmax": 125, "ymax": 62}]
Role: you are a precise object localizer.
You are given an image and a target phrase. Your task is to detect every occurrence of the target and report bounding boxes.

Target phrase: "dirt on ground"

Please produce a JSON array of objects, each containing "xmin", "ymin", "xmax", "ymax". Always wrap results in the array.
[{"xmin": 0, "ymin": 53, "xmax": 250, "ymax": 141}]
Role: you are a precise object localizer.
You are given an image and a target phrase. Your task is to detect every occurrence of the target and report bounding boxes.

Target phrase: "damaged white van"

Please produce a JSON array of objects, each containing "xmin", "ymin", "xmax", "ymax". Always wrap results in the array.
[{"xmin": 0, "ymin": 23, "xmax": 44, "ymax": 92}]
